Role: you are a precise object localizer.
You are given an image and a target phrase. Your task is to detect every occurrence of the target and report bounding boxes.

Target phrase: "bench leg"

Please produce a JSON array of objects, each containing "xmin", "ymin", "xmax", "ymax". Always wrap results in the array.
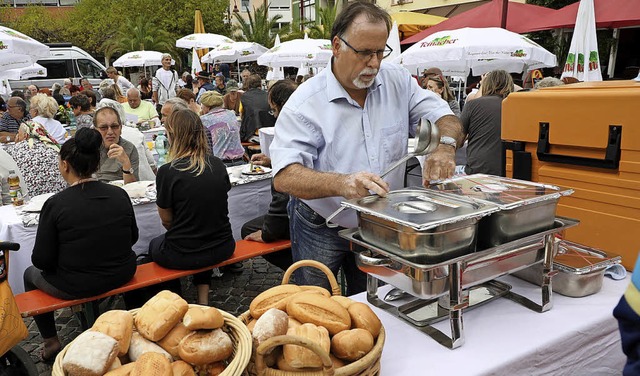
[{"xmin": 73, "ymin": 301, "xmax": 100, "ymax": 330}]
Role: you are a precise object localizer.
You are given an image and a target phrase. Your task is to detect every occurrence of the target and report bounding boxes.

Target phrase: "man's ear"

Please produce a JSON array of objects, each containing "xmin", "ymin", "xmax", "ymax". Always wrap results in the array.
[{"xmin": 332, "ymin": 36, "xmax": 342, "ymax": 57}]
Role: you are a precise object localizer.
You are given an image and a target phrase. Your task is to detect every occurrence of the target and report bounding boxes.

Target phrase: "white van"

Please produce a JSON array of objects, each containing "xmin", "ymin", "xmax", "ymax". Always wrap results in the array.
[{"xmin": 9, "ymin": 43, "xmax": 107, "ymax": 90}]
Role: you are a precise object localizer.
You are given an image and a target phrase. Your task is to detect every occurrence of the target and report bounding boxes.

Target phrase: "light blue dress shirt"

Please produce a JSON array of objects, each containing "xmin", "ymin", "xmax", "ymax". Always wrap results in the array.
[{"xmin": 270, "ymin": 61, "xmax": 453, "ymax": 228}]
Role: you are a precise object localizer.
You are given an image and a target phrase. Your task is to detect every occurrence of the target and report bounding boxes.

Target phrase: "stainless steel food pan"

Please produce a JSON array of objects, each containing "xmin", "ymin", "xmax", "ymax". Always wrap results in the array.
[{"xmin": 513, "ymin": 240, "xmax": 621, "ymax": 297}]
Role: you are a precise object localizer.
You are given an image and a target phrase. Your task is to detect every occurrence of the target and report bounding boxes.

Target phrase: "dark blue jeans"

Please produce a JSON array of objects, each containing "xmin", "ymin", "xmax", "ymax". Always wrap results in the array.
[{"xmin": 287, "ymin": 197, "xmax": 366, "ymax": 296}]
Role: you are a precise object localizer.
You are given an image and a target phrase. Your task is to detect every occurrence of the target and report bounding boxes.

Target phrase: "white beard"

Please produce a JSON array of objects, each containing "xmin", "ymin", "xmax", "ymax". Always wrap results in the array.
[{"xmin": 352, "ymin": 68, "xmax": 379, "ymax": 89}]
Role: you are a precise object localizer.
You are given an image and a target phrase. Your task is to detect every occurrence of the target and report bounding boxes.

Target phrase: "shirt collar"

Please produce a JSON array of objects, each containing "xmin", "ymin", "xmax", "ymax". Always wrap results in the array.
[{"xmin": 326, "ymin": 59, "xmax": 383, "ymax": 103}]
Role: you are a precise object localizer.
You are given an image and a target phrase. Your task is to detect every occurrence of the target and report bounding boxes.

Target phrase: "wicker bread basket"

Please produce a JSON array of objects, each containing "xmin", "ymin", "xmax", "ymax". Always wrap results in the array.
[
  {"xmin": 52, "ymin": 305, "xmax": 252, "ymax": 376},
  {"xmin": 239, "ymin": 260, "xmax": 384, "ymax": 376}
]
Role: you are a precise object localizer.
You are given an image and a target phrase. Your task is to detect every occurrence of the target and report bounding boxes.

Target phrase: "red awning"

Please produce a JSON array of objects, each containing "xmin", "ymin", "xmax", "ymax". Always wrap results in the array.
[
  {"xmin": 402, "ymin": 0, "xmax": 556, "ymax": 45},
  {"xmin": 520, "ymin": 0, "xmax": 640, "ymax": 32}
]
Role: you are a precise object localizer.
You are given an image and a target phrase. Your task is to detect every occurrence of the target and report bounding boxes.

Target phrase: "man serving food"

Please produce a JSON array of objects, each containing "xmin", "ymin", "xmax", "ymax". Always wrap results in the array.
[{"xmin": 269, "ymin": 1, "xmax": 464, "ymax": 295}]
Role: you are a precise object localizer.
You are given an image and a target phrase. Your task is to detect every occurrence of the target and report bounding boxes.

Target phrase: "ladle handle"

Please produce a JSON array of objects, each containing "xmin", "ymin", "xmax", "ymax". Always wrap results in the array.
[
  {"xmin": 325, "ymin": 206, "xmax": 346, "ymax": 228},
  {"xmin": 380, "ymin": 152, "xmax": 416, "ymax": 179}
]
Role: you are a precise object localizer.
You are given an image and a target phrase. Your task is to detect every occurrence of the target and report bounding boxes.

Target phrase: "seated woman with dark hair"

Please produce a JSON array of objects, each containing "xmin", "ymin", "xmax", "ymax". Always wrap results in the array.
[
  {"xmin": 69, "ymin": 94, "xmax": 94, "ymax": 129},
  {"xmin": 23, "ymin": 127, "xmax": 138, "ymax": 361}
]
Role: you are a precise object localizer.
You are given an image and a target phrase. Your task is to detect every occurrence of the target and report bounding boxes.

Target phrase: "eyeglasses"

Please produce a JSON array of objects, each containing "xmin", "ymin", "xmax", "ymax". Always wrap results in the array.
[
  {"xmin": 338, "ymin": 36, "xmax": 393, "ymax": 61},
  {"xmin": 95, "ymin": 124, "xmax": 121, "ymax": 132}
]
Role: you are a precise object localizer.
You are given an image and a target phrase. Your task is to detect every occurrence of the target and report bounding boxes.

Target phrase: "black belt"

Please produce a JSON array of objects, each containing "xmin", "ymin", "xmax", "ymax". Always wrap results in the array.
[{"xmin": 222, "ymin": 157, "xmax": 244, "ymax": 163}]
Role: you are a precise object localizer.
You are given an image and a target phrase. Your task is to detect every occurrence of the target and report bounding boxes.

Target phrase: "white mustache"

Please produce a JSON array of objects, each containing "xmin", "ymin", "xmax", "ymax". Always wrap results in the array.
[{"xmin": 359, "ymin": 68, "xmax": 378, "ymax": 76}]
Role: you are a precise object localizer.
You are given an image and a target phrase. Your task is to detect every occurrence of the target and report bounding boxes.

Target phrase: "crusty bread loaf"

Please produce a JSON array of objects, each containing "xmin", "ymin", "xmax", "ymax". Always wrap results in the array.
[
  {"xmin": 104, "ymin": 362, "xmax": 136, "ymax": 376},
  {"xmin": 156, "ymin": 323, "xmax": 193, "ymax": 359},
  {"xmin": 330, "ymin": 353, "xmax": 347, "ymax": 369},
  {"xmin": 331, "ymin": 295, "xmax": 355, "ymax": 310},
  {"xmin": 300, "ymin": 285, "xmax": 331, "ymax": 297},
  {"xmin": 130, "ymin": 352, "xmax": 172, "ymax": 376},
  {"xmin": 62, "ymin": 331, "xmax": 120, "ymax": 376},
  {"xmin": 276, "ymin": 352, "xmax": 322, "ymax": 372},
  {"xmin": 134, "ymin": 290, "xmax": 189, "ymax": 341},
  {"xmin": 246, "ymin": 319, "xmax": 257, "ymax": 333},
  {"xmin": 286, "ymin": 293, "xmax": 351, "ymax": 335},
  {"xmin": 178, "ymin": 329, "xmax": 233, "ymax": 365},
  {"xmin": 283, "ymin": 323, "xmax": 330, "ymax": 369},
  {"xmin": 183, "ymin": 307, "xmax": 224, "ymax": 330},
  {"xmin": 253, "ymin": 308, "xmax": 288, "ymax": 352},
  {"xmin": 171, "ymin": 360, "xmax": 196, "ymax": 376},
  {"xmin": 288, "ymin": 317, "xmax": 302, "ymax": 330},
  {"xmin": 250, "ymin": 284, "xmax": 302, "ymax": 319},
  {"xmin": 199, "ymin": 361, "xmax": 226, "ymax": 375},
  {"xmin": 128, "ymin": 332, "xmax": 173, "ymax": 362},
  {"xmin": 330, "ymin": 328, "xmax": 374, "ymax": 361},
  {"xmin": 92, "ymin": 310, "xmax": 134, "ymax": 356},
  {"xmin": 348, "ymin": 302, "xmax": 382, "ymax": 339}
]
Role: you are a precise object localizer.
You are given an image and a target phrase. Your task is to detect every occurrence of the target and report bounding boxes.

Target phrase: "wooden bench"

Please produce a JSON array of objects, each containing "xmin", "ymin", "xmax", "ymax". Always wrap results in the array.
[{"xmin": 15, "ymin": 239, "xmax": 291, "ymax": 322}]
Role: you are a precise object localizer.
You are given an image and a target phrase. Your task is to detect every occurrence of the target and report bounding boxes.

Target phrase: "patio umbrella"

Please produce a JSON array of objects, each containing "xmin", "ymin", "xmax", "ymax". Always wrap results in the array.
[
  {"xmin": 113, "ymin": 51, "xmax": 174, "ymax": 68},
  {"xmin": 176, "ymin": 33, "xmax": 234, "ymax": 49},
  {"xmin": 266, "ymin": 34, "xmax": 285, "ymax": 81},
  {"xmin": 193, "ymin": 9, "xmax": 208, "ymax": 64},
  {"xmin": 384, "ymin": 21, "xmax": 402, "ymax": 62},
  {"xmin": 257, "ymin": 34, "xmax": 332, "ymax": 68},
  {"xmin": 201, "ymin": 42, "xmax": 268, "ymax": 64},
  {"xmin": 0, "ymin": 26, "xmax": 50, "ymax": 71},
  {"xmin": 390, "ymin": 12, "xmax": 446, "ymax": 40},
  {"xmin": 561, "ymin": 0, "xmax": 602, "ymax": 81},
  {"xmin": 191, "ymin": 48, "xmax": 201, "ymax": 76},
  {"xmin": 394, "ymin": 27, "xmax": 557, "ymax": 77},
  {"xmin": 0, "ymin": 63, "xmax": 46, "ymax": 80}
]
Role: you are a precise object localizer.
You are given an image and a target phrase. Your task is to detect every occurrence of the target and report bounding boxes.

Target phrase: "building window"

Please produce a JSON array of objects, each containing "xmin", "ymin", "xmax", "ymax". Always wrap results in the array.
[{"xmin": 241, "ymin": 0, "xmax": 249, "ymax": 11}]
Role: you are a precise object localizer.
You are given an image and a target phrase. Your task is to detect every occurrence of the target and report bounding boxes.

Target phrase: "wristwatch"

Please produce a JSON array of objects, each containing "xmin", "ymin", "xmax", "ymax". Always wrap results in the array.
[
  {"xmin": 440, "ymin": 136, "xmax": 457, "ymax": 150},
  {"xmin": 122, "ymin": 167, "xmax": 134, "ymax": 175}
]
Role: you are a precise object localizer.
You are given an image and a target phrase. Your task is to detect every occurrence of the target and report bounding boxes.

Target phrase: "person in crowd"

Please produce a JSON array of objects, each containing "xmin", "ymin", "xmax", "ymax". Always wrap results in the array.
[
  {"xmin": 98, "ymin": 79, "xmax": 113, "ymax": 98},
  {"xmin": 614, "ymin": 254, "xmax": 640, "ymax": 376},
  {"xmin": 199, "ymin": 91, "xmax": 244, "ymax": 166},
  {"xmin": 460, "ymin": 69, "xmax": 513, "ymax": 176},
  {"xmin": 425, "ymin": 74, "xmax": 461, "ymax": 117},
  {"xmin": 152, "ymin": 53, "xmax": 179, "ymax": 115},
  {"xmin": 240, "ymin": 69, "xmax": 251, "ymax": 86},
  {"xmin": 38, "ymin": 88, "xmax": 51, "ymax": 96},
  {"xmin": 178, "ymin": 71, "xmax": 188, "ymax": 88},
  {"xmin": 295, "ymin": 75, "xmax": 304, "ymax": 85},
  {"xmin": 0, "ymin": 97, "xmax": 5, "ymax": 114},
  {"xmin": 106, "ymin": 66, "xmax": 134, "ymax": 95},
  {"xmin": 193, "ymin": 71, "xmax": 215, "ymax": 103},
  {"xmin": 0, "ymin": 97, "xmax": 30, "ymax": 143},
  {"xmin": 28, "ymin": 85, "xmax": 38, "ymax": 97},
  {"xmin": 219, "ymin": 63, "xmax": 230, "ymax": 80},
  {"xmin": 63, "ymin": 79, "xmax": 72, "ymax": 91},
  {"xmin": 269, "ymin": 2, "xmax": 460, "ymax": 294},
  {"xmin": 213, "ymin": 74, "xmax": 227, "ymax": 96},
  {"xmin": 239, "ymin": 74, "xmax": 274, "ymax": 142},
  {"xmin": 93, "ymin": 106, "xmax": 139, "ymax": 183},
  {"xmin": 69, "ymin": 94, "xmax": 94, "ymax": 130},
  {"xmin": 5, "ymin": 120, "xmax": 66, "ymax": 197},
  {"xmin": 69, "ymin": 85, "xmax": 81, "ymax": 97},
  {"xmin": 151, "ymin": 109, "xmax": 234, "ymax": 305},
  {"xmin": 123, "ymin": 88, "xmax": 159, "ymax": 127},
  {"xmin": 111, "ymin": 84, "xmax": 127, "ymax": 103},
  {"xmin": 29, "ymin": 94, "xmax": 66, "ymax": 143},
  {"xmin": 176, "ymin": 88, "xmax": 201, "ymax": 115},
  {"xmin": 23, "ymin": 127, "xmax": 138, "ymax": 362},
  {"xmin": 80, "ymin": 78, "xmax": 101, "ymax": 102},
  {"xmin": 223, "ymin": 80, "xmax": 242, "ymax": 116},
  {"xmin": 101, "ymin": 87, "xmax": 117, "ymax": 101},
  {"xmin": 138, "ymin": 78, "xmax": 153, "ymax": 100},
  {"xmin": 161, "ymin": 97, "xmax": 213, "ymax": 152},
  {"xmin": 241, "ymin": 79, "xmax": 298, "ymax": 271},
  {"xmin": 81, "ymin": 89, "xmax": 98, "ymax": 111},
  {"xmin": 535, "ymin": 77, "xmax": 564, "ymax": 89},
  {"xmin": 51, "ymin": 84, "xmax": 65, "ymax": 106},
  {"xmin": 184, "ymin": 74, "xmax": 193, "ymax": 90}
]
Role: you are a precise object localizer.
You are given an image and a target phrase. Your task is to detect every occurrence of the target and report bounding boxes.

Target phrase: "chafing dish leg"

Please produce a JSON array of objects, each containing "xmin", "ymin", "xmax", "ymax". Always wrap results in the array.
[
  {"xmin": 539, "ymin": 233, "xmax": 555, "ymax": 312},
  {"xmin": 448, "ymin": 262, "xmax": 465, "ymax": 349}
]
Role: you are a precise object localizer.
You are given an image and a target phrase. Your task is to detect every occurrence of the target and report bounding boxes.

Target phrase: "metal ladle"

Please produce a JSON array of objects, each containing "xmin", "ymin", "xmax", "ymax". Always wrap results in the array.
[{"xmin": 325, "ymin": 117, "xmax": 440, "ymax": 228}]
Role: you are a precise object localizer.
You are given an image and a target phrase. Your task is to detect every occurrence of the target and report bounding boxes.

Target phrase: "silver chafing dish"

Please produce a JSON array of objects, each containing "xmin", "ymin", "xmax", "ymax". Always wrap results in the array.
[{"xmin": 429, "ymin": 174, "xmax": 574, "ymax": 248}]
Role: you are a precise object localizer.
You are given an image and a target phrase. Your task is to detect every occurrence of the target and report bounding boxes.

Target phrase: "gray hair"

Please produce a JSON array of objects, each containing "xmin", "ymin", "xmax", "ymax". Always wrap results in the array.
[
  {"xmin": 96, "ymin": 99, "xmax": 126, "ymax": 124},
  {"xmin": 164, "ymin": 97, "xmax": 188, "ymax": 111},
  {"xmin": 535, "ymin": 77, "xmax": 564, "ymax": 89},
  {"xmin": 161, "ymin": 53, "xmax": 172, "ymax": 61},
  {"xmin": 126, "ymin": 87, "xmax": 141, "ymax": 98},
  {"xmin": 30, "ymin": 94, "xmax": 57, "ymax": 118}
]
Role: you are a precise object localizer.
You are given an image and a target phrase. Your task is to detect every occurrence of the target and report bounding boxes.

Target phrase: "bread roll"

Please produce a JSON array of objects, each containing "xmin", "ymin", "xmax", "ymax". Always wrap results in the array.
[
  {"xmin": 253, "ymin": 308, "xmax": 288, "ymax": 351},
  {"xmin": 157, "ymin": 323, "xmax": 193, "ymax": 359},
  {"xmin": 135, "ymin": 290, "xmax": 189, "ymax": 341},
  {"xmin": 199, "ymin": 362, "xmax": 226, "ymax": 375},
  {"xmin": 104, "ymin": 362, "xmax": 136, "ymax": 376},
  {"xmin": 178, "ymin": 329, "xmax": 233, "ymax": 365},
  {"xmin": 286, "ymin": 293, "xmax": 351, "ymax": 335},
  {"xmin": 171, "ymin": 360, "xmax": 196, "ymax": 376},
  {"xmin": 62, "ymin": 331, "xmax": 119, "ymax": 376},
  {"xmin": 129, "ymin": 332, "xmax": 173, "ymax": 362},
  {"xmin": 330, "ymin": 353, "xmax": 347, "ymax": 369},
  {"xmin": 283, "ymin": 323, "xmax": 330, "ymax": 369},
  {"xmin": 331, "ymin": 295, "xmax": 354, "ymax": 310},
  {"xmin": 276, "ymin": 352, "xmax": 321, "ymax": 372},
  {"xmin": 92, "ymin": 310, "xmax": 134, "ymax": 356},
  {"xmin": 183, "ymin": 307, "xmax": 224, "ymax": 330},
  {"xmin": 246, "ymin": 319, "xmax": 257, "ymax": 333},
  {"xmin": 130, "ymin": 352, "xmax": 172, "ymax": 376},
  {"xmin": 250, "ymin": 284, "xmax": 302, "ymax": 319},
  {"xmin": 348, "ymin": 302, "xmax": 382, "ymax": 339},
  {"xmin": 288, "ymin": 317, "xmax": 302, "ymax": 330},
  {"xmin": 300, "ymin": 285, "xmax": 331, "ymax": 297},
  {"xmin": 108, "ymin": 357, "xmax": 122, "ymax": 371},
  {"xmin": 331, "ymin": 328, "xmax": 374, "ymax": 361}
]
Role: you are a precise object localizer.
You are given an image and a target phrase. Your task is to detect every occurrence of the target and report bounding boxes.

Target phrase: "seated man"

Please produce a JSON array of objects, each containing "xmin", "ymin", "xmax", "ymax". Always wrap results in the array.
[
  {"xmin": 0, "ymin": 97, "xmax": 30, "ymax": 143},
  {"xmin": 94, "ymin": 105, "xmax": 139, "ymax": 183},
  {"xmin": 122, "ymin": 88, "xmax": 159, "ymax": 127},
  {"xmin": 239, "ymin": 74, "xmax": 274, "ymax": 142}
]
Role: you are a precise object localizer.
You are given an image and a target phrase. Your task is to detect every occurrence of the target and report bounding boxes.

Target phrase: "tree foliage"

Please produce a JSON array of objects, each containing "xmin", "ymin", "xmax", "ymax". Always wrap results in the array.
[
  {"xmin": 103, "ymin": 16, "xmax": 176, "ymax": 56},
  {"xmin": 0, "ymin": 5, "xmax": 67, "ymax": 43},
  {"xmin": 307, "ymin": 1, "xmax": 338, "ymax": 40},
  {"xmin": 233, "ymin": 4, "xmax": 282, "ymax": 48}
]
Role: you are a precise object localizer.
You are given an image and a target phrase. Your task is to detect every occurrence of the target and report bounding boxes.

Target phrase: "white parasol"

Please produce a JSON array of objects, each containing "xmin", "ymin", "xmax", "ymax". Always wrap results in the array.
[
  {"xmin": 191, "ymin": 48, "xmax": 201, "ymax": 75},
  {"xmin": 393, "ymin": 27, "xmax": 556, "ymax": 76},
  {"xmin": 384, "ymin": 21, "xmax": 402, "ymax": 62},
  {"xmin": 0, "ymin": 26, "xmax": 50, "ymax": 72},
  {"xmin": 257, "ymin": 34, "xmax": 332, "ymax": 69},
  {"xmin": 561, "ymin": 0, "xmax": 602, "ymax": 81},
  {"xmin": 0, "ymin": 63, "xmax": 47, "ymax": 80},
  {"xmin": 113, "ymin": 50, "xmax": 174, "ymax": 67},
  {"xmin": 201, "ymin": 42, "xmax": 268, "ymax": 64},
  {"xmin": 266, "ymin": 34, "xmax": 285, "ymax": 81},
  {"xmin": 176, "ymin": 33, "xmax": 234, "ymax": 49}
]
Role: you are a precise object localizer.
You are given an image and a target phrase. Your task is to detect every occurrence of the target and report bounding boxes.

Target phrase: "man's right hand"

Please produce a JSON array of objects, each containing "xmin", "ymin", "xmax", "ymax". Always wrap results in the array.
[
  {"xmin": 340, "ymin": 171, "xmax": 390, "ymax": 199},
  {"xmin": 250, "ymin": 153, "xmax": 271, "ymax": 167}
]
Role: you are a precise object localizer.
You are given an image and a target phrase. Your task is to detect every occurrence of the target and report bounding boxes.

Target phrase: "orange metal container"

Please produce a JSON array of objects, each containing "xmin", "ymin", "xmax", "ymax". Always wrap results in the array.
[{"xmin": 502, "ymin": 81, "xmax": 640, "ymax": 270}]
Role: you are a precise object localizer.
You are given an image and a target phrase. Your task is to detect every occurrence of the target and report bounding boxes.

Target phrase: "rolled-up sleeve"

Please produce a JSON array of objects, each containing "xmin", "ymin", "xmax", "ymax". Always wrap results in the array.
[{"xmin": 269, "ymin": 107, "xmax": 321, "ymax": 177}]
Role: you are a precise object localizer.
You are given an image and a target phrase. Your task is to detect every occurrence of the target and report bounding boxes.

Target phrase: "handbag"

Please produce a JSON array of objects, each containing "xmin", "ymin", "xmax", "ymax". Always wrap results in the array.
[{"xmin": 0, "ymin": 251, "xmax": 28, "ymax": 355}]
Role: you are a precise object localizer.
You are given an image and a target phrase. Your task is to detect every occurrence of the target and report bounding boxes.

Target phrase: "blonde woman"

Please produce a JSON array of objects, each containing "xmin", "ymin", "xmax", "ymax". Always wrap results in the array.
[
  {"xmin": 29, "ymin": 93, "xmax": 66, "ymax": 143},
  {"xmin": 150, "ymin": 109, "xmax": 234, "ymax": 305}
]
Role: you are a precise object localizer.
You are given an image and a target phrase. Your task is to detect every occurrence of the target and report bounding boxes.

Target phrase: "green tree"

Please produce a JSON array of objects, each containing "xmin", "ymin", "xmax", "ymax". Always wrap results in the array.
[
  {"xmin": 104, "ymin": 16, "xmax": 176, "ymax": 54},
  {"xmin": 307, "ymin": 1, "xmax": 338, "ymax": 40},
  {"xmin": 233, "ymin": 4, "xmax": 282, "ymax": 48},
  {"xmin": 0, "ymin": 5, "xmax": 67, "ymax": 43}
]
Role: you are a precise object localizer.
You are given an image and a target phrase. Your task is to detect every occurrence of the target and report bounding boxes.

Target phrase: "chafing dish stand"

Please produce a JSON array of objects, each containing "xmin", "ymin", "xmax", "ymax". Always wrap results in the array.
[{"xmin": 341, "ymin": 217, "xmax": 579, "ymax": 350}]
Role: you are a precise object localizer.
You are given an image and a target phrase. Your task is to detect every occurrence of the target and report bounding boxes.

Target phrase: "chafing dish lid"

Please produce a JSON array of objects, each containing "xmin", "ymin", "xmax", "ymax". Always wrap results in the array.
[
  {"xmin": 429, "ymin": 174, "xmax": 574, "ymax": 210},
  {"xmin": 554, "ymin": 240, "xmax": 621, "ymax": 274},
  {"xmin": 341, "ymin": 187, "xmax": 499, "ymax": 231}
]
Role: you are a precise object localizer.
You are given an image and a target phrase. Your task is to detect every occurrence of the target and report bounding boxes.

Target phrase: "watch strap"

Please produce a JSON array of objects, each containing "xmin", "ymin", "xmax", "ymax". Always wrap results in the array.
[
  {"xmin": 122, "ymin": 167, "xmax": 134, "ymax": 174},
  {"xmin": 440, "ymin": 136, "xmax": 457, "ymax": 150}
]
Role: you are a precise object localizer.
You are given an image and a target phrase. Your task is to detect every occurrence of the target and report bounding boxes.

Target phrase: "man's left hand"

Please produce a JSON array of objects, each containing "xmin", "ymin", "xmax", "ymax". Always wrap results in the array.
[
  {"xmin": 107, "ymin": 143, "xmax": 130, "ymax": 166},
  {"xmin": 423, "ymin": 144, "xmax": 456, "ymax": 184}
]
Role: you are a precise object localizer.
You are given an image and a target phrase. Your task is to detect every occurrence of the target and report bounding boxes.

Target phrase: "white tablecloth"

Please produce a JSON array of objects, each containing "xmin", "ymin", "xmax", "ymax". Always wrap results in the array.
[
  {"xmin": 3, "ymin": 176, "xmax": 271, "ymax": 294},
  {"xmin": 352, "ymin": 275, "xmax": 628, "ymax": 375}
]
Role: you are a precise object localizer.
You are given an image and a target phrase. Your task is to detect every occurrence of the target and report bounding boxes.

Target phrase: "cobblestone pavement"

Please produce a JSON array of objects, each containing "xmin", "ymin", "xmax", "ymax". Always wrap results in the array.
[{"xmin": 17, "ymin": 257, "xmax": 284, "ymax": 375}]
